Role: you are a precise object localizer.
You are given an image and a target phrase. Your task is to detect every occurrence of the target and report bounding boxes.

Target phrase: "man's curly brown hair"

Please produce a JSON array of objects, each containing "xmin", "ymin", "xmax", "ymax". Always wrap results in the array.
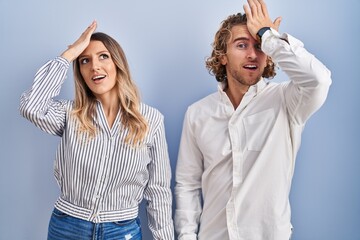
[{"xmin": 205, "ymin": 13, "xmax": 276, "ymax": 88}]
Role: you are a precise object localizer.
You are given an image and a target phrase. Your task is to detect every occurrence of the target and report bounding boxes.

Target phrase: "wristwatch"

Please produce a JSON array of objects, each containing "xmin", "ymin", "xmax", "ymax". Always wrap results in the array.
[{"xmin": 256, "ymin": 27, "xmax": 271, "ymax": 43}]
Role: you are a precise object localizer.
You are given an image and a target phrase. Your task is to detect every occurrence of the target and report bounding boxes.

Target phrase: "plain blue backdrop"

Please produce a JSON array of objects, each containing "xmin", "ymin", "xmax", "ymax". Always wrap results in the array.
[{"xmin": 1, "ymin": 0, "xmax": 359, "ymax": 239}]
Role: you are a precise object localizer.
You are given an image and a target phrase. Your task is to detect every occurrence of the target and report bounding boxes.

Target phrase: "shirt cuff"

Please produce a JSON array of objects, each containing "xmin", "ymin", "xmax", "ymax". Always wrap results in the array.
[{"xmin": 55, "ymin": 56, "xmax": 71, "ymax": 68}]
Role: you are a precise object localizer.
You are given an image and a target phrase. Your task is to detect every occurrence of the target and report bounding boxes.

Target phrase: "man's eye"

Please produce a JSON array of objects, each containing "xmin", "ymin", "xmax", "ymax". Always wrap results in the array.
[
  {"xmin": 80, "ymin": 58, "xmax": 89, "ymax": 64},
  {"xmin": 255, "ymin": 44, "xmax": 262, "ymax": 51},
  {"xmin": 100, "ymin": 54, "xmax": 109, "ymax": 60},
  {"xmin": 237, "ymin": 43, "xmax": 247, "ymax": 49}
]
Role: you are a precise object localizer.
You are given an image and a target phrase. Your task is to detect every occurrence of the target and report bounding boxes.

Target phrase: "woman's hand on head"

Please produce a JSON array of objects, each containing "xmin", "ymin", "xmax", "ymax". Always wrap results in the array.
[{"xmin": 61, "ymin": 20, "xmax": 97, "ymax": 62}]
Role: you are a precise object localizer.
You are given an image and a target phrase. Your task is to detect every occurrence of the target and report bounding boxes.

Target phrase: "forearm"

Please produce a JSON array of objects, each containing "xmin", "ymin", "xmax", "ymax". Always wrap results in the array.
[
  {"xmin": 146, "ymin": 186, "xmax": 174, "ymax": 240},
  {"xmin": 262, "ymin": 30, "xmax": 332, "ymax": 123},
  {"xmin": 174, "ymin": 185, "xmax": 202, "ymax": 239},
  {"xmin": 263, "ymin": 30, "xmax": 331, "ymax": 87},
  {"xmin": 175, "ymin": 110, "xmax": 204, "ymax": 238},
  {"xmin": 145, "ymin": 119, "xmax": 175, "ymax": 240},
  {"xmin": 19, "ymin": 57, "xmax": 69, "ymax": 135}
]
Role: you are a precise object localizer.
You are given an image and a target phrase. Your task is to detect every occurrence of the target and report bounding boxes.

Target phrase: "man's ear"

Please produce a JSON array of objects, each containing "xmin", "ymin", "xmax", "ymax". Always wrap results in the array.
[{"xmin": 220, "ymin": 54, "xmax": 227, "ymax": 65}]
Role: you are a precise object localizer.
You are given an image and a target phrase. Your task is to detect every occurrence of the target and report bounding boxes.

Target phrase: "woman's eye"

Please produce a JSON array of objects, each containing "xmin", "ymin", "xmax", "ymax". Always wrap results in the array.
[
  {"xmin": 255, "ymin": 44, "xmax": 262, "ymax": 51},
  {"xmin": 100, "ymin": 54, "xmax": 109, "ymax": 60},
  {"xmin": 80, "ymin": 58, "xmax": 89, "ymax": 64}
]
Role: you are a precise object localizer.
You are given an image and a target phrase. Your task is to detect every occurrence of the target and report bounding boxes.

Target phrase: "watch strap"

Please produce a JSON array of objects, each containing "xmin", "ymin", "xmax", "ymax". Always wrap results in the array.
[{"xmin": 256, "ymin": 27, "xmax": 271, "ymax": 43}]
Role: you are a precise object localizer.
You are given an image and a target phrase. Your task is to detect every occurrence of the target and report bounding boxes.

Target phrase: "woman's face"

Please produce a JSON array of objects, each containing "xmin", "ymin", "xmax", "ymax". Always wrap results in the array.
[{"xmin": 78, "ymin": 40, "xmax": 117, "ymax": 99}]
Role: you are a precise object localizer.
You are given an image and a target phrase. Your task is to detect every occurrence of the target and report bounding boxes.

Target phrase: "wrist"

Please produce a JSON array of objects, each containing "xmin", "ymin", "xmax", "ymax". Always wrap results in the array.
[
  {"xmin": 61, "ymin": 49, "xmax": 77, "ymax": 63},
  {"xmin": 256, "ymin": 27, "xmax": 271, "ymax": 43}
]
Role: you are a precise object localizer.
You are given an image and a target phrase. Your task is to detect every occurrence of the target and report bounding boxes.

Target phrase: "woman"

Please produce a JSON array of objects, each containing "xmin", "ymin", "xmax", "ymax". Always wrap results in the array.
[{"xmin": 20, "ymin": 21, "xmax": 174, "ymax": 240}]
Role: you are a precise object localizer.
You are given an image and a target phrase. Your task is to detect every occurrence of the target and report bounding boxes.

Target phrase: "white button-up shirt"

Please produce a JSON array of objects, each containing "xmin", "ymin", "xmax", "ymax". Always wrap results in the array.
[{"xmin": 174, "ymin": 30, "xmax": 331, "ymax": 240}]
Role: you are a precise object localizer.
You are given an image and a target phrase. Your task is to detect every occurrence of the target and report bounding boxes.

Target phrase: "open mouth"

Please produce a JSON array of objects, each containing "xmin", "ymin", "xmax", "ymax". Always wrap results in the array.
[
  {"xmin": 243, "ymin": 64, "xmax": 258, "ymax": 70},
  {"xmin": 92, "ymin": 75, "xmax": 106, "ymax": 82}
]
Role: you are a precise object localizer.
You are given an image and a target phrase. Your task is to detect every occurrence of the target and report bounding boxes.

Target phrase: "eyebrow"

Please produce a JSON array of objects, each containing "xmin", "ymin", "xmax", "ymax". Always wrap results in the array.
[
  {"xmin": 232, "ymin": 37, "xmax": 250, "ymax": 43},
  {"xmin": 79, "ymin": 50, "xmax": 110, "ymax": 59}
]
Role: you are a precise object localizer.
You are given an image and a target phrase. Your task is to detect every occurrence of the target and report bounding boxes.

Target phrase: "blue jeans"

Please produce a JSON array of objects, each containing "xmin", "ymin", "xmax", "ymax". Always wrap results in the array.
[{"xmin": 48, "ymin": 208, "xmax": 142, "ymax": 240}]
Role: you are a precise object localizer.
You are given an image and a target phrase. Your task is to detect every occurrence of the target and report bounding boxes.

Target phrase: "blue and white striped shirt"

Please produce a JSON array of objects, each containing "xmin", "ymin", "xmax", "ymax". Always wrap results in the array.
[{"xmin": 20, "ymin": 57, "xmax": 174, "ymax": 239}]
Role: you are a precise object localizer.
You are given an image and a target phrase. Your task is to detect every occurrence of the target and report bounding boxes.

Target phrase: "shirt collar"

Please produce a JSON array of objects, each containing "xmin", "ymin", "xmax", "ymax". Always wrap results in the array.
[{"xmin": 218, "ymin": 78, "xmax": 268, "ymax": 101}]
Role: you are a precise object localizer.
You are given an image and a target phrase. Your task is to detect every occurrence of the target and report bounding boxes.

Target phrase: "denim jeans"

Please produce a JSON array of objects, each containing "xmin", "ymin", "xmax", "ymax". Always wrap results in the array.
[{"xmin": 47, "ymin": 208, "xmax": 142, "ymax": 240}]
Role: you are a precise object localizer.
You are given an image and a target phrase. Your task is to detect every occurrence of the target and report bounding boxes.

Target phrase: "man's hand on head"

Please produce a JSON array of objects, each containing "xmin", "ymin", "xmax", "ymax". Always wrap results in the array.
[{"xmin": 243, "ymin": 0, "xmax": 282, "ymax": 40}]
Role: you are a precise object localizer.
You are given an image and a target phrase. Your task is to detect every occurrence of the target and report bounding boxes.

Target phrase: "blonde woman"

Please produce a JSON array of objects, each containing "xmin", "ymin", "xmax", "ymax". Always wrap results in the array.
[{"xmin": 20, "ymin": 21, "xmax": 174, "ymax": 240}]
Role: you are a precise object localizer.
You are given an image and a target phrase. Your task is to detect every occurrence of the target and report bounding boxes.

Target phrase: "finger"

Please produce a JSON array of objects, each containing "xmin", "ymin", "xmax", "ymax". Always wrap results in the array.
[
  {"xmin": 84, "ymin": 21, "xmax": 97, "ymax": 35},
  {"xmin": 89, "ymin": 20, "xmax": 97, "ymax": 31},
  {"xmin": 258, "ymin": 0, "xmax": 269, "ymax": 18},
  {"xmin": 247, "ymin": 0, "xmax": 256, "ymax": 18},
  {"xmin": 248, "ymin": 0, "xmax": 262, "ymax": 18},
  {"xmin": 243, "ymin": 4, "xmax": 253, "ymax": 20},
  {"xmin": 273, "ymin": 17, "xmax": 282, "ymax": 31}
]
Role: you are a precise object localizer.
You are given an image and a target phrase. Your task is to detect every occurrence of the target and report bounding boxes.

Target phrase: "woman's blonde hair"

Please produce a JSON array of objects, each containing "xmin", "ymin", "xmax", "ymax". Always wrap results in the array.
[
  {"xmin": 72, "ymin": 32, "xmax": 148, "ymax": 146},
  {"xmin": 205, "ymin": 13, "xmax": 276, "ymax": 88}
]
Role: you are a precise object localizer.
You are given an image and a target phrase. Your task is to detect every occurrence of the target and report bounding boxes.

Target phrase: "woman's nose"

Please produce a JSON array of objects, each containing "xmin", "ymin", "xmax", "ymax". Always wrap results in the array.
[{"xmin": 91, "ymin": 59, "xmax": 100, "ymax": 71}]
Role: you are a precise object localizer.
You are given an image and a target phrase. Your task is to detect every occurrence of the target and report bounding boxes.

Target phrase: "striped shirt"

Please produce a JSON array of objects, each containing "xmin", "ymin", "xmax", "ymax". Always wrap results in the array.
[{"xmin": 20, "ymin": 57, "xmax": 174, "ymax": 239}]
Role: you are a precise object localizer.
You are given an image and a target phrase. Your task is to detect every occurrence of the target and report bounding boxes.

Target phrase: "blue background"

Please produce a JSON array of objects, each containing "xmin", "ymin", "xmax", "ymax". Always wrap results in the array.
[{"xmin": 1, "ymin": 0, "xmax": 359, "ymax": 239}]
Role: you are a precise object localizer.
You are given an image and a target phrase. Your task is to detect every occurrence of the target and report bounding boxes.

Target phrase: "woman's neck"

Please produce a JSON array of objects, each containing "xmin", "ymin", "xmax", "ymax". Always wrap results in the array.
[{"xmin": 96, "ymin": 92, "xmax": 120, "ymax": 129}]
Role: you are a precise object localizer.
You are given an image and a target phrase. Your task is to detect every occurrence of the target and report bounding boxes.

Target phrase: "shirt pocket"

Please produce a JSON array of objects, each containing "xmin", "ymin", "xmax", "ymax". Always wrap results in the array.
[{"xmin": 243, "ymin": 109, "xmax": 275, "ymax": 151}]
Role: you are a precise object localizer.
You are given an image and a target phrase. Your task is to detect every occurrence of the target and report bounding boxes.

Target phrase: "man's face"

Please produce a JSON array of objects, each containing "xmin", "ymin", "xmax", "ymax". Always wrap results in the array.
[{"xmin": 220, "ymin": 25, "xmax": 267, "ymax": 89}]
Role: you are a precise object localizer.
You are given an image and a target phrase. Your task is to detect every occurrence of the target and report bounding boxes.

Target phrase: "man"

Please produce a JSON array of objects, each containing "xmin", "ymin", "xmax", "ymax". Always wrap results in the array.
[{"xmin": 174, "ymin": 0, "xmax": 331, "ymax": 239}]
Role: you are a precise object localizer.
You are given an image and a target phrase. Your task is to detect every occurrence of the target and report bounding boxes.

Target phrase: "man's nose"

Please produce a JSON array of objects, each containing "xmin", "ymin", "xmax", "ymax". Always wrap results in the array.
[{"xmin": 246, "ymin": 46, "xmax": 257, "ymax": 60}]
